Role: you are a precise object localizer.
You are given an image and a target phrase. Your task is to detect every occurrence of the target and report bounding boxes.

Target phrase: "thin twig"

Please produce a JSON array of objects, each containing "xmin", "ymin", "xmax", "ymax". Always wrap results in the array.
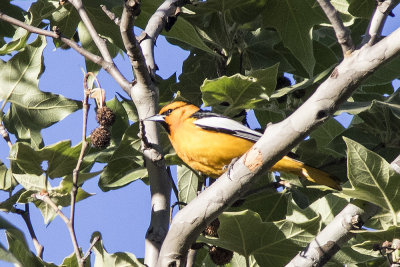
[
  {"xmin": 100, "ymin": 4, "xmax": 120, "ymax": 25},
  {"xmin": 69, "ymin": 0, "xmax": 113, "ymax": 62},
  {"xmin": 0, "ymin": 11, "xmax": 131, "ymax": 94},
  {"xmin": 81, "ymin": 235, "xmax": 100, "ymax": 264},
  {"xmin": 33, "ymin": 193, "xmax": 83, "ymax": 265},
  {"xmin": 16, "ymin": 204, "xmax": 44, "ymax": 258},
  {"xmin": 362, "ymin": 0, "xmax": 398, "ymax": 45},
  {"xmin": 316, "ymin": 0, "xmax": 354, "ymax": 55},
  {"xmin": 167, "ymin": 167, "xmax": 179, "ymax": 203}
]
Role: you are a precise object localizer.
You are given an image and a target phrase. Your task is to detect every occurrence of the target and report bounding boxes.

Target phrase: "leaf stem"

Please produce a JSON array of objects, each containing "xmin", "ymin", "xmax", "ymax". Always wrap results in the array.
[{"xmin": 16, "ymin": 204, "xmax": 44, "ymax": 259}]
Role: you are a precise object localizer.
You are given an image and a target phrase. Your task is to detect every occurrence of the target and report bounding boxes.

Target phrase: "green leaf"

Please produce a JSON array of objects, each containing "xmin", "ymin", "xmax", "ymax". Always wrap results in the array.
[
  {"xmin": 229, "ymin": 190, "xmax": 287, "ymax": 222},
  {"xmin": 0, "ymin": 13, "xmax": 31, "ymax": 55},
  {"xmin": 0, "ymin": 189, "xmax": 25, "ymax": 212},
  {"xmin": 342, "ymin": 137, "xmax": 400, "ymax": 223},
  {"xmin": 261, "ymin": 0, "xmax": 327, "ymax": 77},
  {"xmin": 199, "ymin": 210, "xmax": 320, "ymax": 266},
  {"xmin": 310, "ymin": 118, "xmax": 345, "ymax": 148},
  {"xmin": 99, "ymin": 124, "xmax": 147, "ymax": 191},
  {"xmin": 201, "ymin": 68, "xmax": 278, "ymax": 115},
  {"xmin": 134, "ymin": 0, "xmax": 214, "ymax": 55},
  {"xmin": 0, "ymin": 214, "xmax": 57, "ymax": 267},
  {"xmin": 13, "ymin": 174, "xmax": 47, "ymax": 191},
  {"xmin": 287, "ymin": 194, "xmax": 348, "ymax": 227},
  {"xmin": 242, "ymin": 29, "xmax": 293, "ymax": 72},
  {"xmin": 10, "ymin": 140, "xmax": 92, "ymax": 179},
  {"xmin": 106, "ymin": 97, "xmax": 129, "ymax": 146},
  {"xmin": 0, "ymin": 1, "xmax": 26, "ymax": 46},
  {"xmin": 118, "ymin": 93, "xmax": 139, "ymax": 122},
  {"xmin": 177, "ymin": 165, "xmax": 199, "ymax": 204},
  {"xmin": 91, "ymin": 232, "xmax": 145, "ymax": 267},
  {"xmin": 1, "ymin": 36, "xmax": 81, "ymax": 147},
  {"xmin": 365, "ymin": 56, "xmax": 400, "ymax": 86},
  {"xmin": 60, "ymin": 250, "xmax": 90, "ymax": 267},
  {"xmin": 348, "ymin": 0, "xmax": 376, "ymax": 18},
  {"xmin": 176, "ymin": 51, "xmax": 219, "ymax": 105},
  {"xmin": 352, "ymin": 226, "xmax": 400, "ymax": 258},
  {"xmin": 39, "ymin": 141, "xmax": 85, "ymax": 178},
  {"xmin": 0, "ymin": 160, "xmax": 17, "ymax": 191}
]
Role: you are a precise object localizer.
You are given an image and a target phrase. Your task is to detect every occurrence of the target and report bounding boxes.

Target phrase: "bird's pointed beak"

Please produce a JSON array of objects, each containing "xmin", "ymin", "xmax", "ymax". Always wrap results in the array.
[{"xmin": 143, "ymin": 114, "xmax": 166, "ymax": 122}]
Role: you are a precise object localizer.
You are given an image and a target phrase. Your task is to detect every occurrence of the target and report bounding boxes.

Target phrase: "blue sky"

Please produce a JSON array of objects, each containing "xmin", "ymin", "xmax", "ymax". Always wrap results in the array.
[{"xmin": 0, "ymin": 1, "xmax": 400, "ymax": 265}]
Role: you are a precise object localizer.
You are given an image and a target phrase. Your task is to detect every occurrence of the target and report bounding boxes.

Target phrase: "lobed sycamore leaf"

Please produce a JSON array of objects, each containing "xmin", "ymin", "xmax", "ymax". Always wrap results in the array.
[{"xmin": 342, "ymin": 137, "xmax": 400, "ymax": 224}]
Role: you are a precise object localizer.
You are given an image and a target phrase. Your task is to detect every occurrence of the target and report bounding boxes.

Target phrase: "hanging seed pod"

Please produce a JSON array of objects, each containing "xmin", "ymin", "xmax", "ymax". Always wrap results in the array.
[
  {"xmin": 203, "ymin": 218, "xmax": 220, "ymax": 237},
  {"xmin": 90, "ymin": 126, "xmax": 111, "ymax": 148},
  {"xmin": 209, "ymin": 246, "xmax": 233, "ymax": 265},
  {"xmin": 96, "ymin": 106, "xmax": 116, "ymax": 127}
]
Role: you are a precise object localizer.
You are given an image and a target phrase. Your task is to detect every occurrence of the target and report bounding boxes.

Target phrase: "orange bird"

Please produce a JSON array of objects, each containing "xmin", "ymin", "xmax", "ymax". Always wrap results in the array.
[{"xmin": 145, "ymin": 101, "xmax": 341, "ymax": 190}]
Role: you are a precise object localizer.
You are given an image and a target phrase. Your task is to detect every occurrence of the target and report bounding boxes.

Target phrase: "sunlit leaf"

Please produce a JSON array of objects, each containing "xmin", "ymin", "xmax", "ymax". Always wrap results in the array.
[{"xmin": 342, "ymin": 138, "xmax": 400, "ymax": 224}]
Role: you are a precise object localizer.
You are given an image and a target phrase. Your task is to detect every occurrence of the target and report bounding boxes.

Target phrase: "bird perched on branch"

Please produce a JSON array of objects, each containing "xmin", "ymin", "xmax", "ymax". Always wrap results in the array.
[{"xmin": 145, "ymin": 101, "xmax": 341, "ymax": 190}]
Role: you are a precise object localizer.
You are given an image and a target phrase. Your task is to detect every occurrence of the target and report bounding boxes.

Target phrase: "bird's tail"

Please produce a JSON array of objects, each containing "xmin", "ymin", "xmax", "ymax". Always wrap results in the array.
[{"xmin": 271, "ymin": 156, "xmax": 342, "ymax": 190}]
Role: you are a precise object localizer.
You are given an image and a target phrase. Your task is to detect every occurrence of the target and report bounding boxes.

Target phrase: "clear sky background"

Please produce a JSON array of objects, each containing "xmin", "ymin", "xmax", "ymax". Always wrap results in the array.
[{"xmin": 0, "ymin": 1, "xmax": 399, "ymax": 266}]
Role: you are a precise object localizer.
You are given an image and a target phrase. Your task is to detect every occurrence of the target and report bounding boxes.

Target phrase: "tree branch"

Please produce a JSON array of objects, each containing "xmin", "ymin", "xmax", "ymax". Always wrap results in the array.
[
  {"xmin": 69, "ymin": 0, "xmax": 113, "ymax": 62},
  {"xmin": 16, "ymin": 204, "xmax": 44, "ymax": 259},
  {"xmin": 286, "ymin": 201, "xmax": 380, "ymax": 266},
  {"xmin": 362, "ymin": 0, "xmax": 399, "ymax": 45},
  {"xmin": 286, "ymin": 153, "xmax": 400, "ymax": 266},
  {"xmin": 156, "ymin": 22, "xmax": 400, "ymax": 267},
  {"xmin": 140, "ymin": 0, "xmax": 187, "ymax": 77},
  {"xmin": 316, "ymin": 0, "xmax": 354, "ymax": 55},
  {"xmin": 0, "ymin": 11, "xmax": 131, "ymax": 94},
  {"xmin": 33, "ymin": 193, "xmax": 83, "ymax": 265},
  {"xmin": 120, "ymin": 0, "xmax": 152, "ymax": 86}
]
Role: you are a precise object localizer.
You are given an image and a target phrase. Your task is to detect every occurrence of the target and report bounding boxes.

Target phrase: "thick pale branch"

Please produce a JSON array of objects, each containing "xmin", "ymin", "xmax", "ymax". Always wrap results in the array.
[
  {"xmin": 140, "ymin": 0, "xmax": 186, "ymax": 77},
  {"xmin": 157, "ymin": 23, "xmax": 400, "ymax": 267},
  {"xmin": 317, "ymin": 0, "xmax": 354, "ymax": 55},
  {"xmin": 362, "ymin": 0, "xmax": 399, "ymax": 45},
  {"xmin": 0, "ymin": 11, "xmax": 131, "ymax": 94}
]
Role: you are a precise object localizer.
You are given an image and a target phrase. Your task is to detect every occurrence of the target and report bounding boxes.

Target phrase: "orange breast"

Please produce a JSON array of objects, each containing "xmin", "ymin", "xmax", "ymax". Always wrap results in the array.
[{"xmin": 169, "ymin": 118, "xmax": 255, "ymax": 178}]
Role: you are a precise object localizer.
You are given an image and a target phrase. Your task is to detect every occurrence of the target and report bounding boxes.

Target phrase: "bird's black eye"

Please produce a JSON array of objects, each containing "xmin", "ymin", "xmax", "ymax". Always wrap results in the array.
[{"xmin": 162, "ymin": 109, "xmax": 173, "ymax": 116}]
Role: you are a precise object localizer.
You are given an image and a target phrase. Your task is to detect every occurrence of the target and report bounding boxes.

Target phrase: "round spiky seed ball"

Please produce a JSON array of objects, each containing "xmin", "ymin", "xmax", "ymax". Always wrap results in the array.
[
  {"xmin": 203, "ymin": 218, "xmax": 220, "ymax": 237},
  {"xmin": 96, "ymin": 106, "xmax": 115, "ymax": 127},
  {"xmin": 90, "ymin": 127, "xmax": 111, "ymax": 148},
  {"xmin": 209, "ymin": 246, "xmax": 233, "ymax": 265}
]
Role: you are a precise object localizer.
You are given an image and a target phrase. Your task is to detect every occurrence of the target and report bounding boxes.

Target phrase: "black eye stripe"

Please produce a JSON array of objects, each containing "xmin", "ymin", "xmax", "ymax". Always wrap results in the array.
[{"xmin": 162, "ymin": 109, "xmax": 173, "ymax": 116}]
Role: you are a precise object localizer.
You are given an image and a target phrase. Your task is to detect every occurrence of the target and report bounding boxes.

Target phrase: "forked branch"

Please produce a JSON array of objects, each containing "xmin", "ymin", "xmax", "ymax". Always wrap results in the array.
[{"xmin": 317, "ymin": 0, "xmax": 354, "ymax": 55}]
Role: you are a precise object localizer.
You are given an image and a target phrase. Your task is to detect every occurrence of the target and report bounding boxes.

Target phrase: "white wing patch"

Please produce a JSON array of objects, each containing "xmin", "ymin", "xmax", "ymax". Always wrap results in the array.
[{"xmin": 194, "ymin": 116, "xmax": 262, "ymax": 142}]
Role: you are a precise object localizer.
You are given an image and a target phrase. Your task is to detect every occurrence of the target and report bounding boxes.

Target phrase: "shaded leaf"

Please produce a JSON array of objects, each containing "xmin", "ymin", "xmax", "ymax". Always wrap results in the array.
[
  {"xmin": 99, "ymin": 124, "xmax": 147, "ymax": 191},
  {"xmin": 261, "ymin": 0, "xmax": 327, "ymax": 76},
  {"xmin": 199, "ymin": 210, "xmax": 320, "ymax": 266},
  {"xmin": 177, "ymin": 165, "xmax": 199, "ymax": 204}
]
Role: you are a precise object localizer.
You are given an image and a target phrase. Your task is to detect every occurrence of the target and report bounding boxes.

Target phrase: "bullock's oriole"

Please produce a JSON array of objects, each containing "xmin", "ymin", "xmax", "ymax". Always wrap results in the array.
[{"xmin": 145, "ymin": 101, "xmax": 341, "ymax": 190}]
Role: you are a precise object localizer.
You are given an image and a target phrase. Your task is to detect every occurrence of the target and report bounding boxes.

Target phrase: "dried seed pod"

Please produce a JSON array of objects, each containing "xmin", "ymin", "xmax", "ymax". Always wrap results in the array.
[
  {"xmin": 209, "ymin": 246, "xmax": 233, "ymax": 265},
  {"xmin": 96, "ymin": 106, "xmax": 115, "ymax": 127},
  {"xmin": 203, "ymin": 218, "xmax": 220, "ymax": 237},
  {"xmin": 90, "ymin": 126, "xmax": 111, "ymax": 148}
]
